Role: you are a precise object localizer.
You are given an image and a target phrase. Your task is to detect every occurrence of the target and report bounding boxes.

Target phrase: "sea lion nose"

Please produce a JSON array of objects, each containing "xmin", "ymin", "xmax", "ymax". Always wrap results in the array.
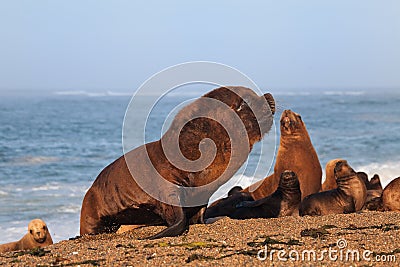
[
  {"xmin": 282, "ymin": 117, "xmax": 291, "ymax": 128},
  {"xmin": 334, "ymin": 161, "xmax": 344, "ymax": 173},
  {"xmin": 263, "ymin": 93, "xmax": 275, "ymax": 115}
]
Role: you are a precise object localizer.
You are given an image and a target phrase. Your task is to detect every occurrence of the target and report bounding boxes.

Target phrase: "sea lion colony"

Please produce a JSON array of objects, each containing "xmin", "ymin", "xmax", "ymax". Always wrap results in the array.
[{"xmin": 1, "ymin": 86, "xmax": 399, "ymax": 252}]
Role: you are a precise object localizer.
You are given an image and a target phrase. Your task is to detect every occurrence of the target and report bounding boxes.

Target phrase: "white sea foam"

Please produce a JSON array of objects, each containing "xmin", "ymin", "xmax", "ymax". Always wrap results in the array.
[
  {"xmin": 31, "ymin": 184, "xmax": 61, "ymax": 191},
  {"xmin": 355, "ymin": 161, "xmax": 400, "ymax": 187},
  {"xmin": 9, "ymin": 156, "xmax": 60, "ymax": 166},
  {"xmin": 209, "ymin": 174, "xmax": 264, "ymax": 204},
  {"xmin": 0, "ymin": 190, "xmax": 8, "ymax": 196},
  {"xmin": 0, "ymin": 224, "xmax": 26, "ymax": 243},
  {"xmin": 54, "ymin": 90, "xmax": 132, "ymax": 97},
  {"xmin": 323, "ymin": 91, "xmax": 365, "ymax": 96},
  {"xmin": 56, "ymin": 205, "xmax": 80, "ymax": 214}
]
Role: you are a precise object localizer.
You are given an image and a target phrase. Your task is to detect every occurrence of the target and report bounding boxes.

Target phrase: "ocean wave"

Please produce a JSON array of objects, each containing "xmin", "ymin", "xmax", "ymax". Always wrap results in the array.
[
  {"xmin": 272, "ymin": 91, "xmax": 312, "ymax": 96},
  {"xmin": 8, "ymin": 156, "xmax": 60, "ymax": 166},
  {"xmin": 54, "ymin": 90, "xmax": 132, "ymax": 97},
  {"xmin": 56, "ymin": 205, "xmax": 80, "ymax": 214},
  {"xmin": 356, "ymin": 161, "xmax": 400, "ymax": 187},
  {"xmin": 0, "ymin": 190, "xmax": 8, "ymax": 196},
  {"xmin": 31, "ymin": 184, "xmax": 61, "ymax": 191},
  {"xmin": 323, "ymin": 91, "xmax": 365, "ymax": 96}
]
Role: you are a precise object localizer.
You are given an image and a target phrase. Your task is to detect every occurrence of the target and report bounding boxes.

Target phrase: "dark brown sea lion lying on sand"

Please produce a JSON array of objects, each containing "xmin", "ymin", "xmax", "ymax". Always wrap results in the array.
[
  {"xmin": 204, "ymin": 170, "xmax": 301, "ymax": 220},
  {"xmin": 0, "ymin": 219, "xmax": 53, "ymax": 253},
  {"xmin": 300, "ymin": 160, "xmax": 367, "ymax": 216},
  {"xmin": 80, "ymin": 86, "xmax": 275, "ymax": 239}
]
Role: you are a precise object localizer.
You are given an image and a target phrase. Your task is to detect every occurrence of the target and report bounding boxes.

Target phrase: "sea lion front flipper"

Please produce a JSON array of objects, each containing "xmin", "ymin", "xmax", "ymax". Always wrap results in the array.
[
  {"xmin": 147, "ymin": 205, "xmax": 188, "ymax": 240},
  {"xmin": 236, "ymin": 199, "xmax": 264, "ymax": 208}
]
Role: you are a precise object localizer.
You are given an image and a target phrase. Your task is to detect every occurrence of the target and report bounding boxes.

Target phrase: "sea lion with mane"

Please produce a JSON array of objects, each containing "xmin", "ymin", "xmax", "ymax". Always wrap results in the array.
[
  {"xmin": 80, "ymin": 86, "xmax": 275, "ymax": 239},
  {"xmin": 0, "ymin": 219, "xmax": 53, "ymax": 253}
]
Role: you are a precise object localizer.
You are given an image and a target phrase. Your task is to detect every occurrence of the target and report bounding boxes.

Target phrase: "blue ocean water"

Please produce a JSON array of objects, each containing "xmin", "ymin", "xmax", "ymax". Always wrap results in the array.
[{"xmin": 1, "ymin": 89, "xmax": 400, "ymax": 243}]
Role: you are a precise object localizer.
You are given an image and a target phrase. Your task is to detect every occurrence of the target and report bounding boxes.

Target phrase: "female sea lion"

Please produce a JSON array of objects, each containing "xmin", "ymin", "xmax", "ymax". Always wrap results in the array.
[
  {"xmin": 80, "ymin": 86, "xmax": 275, "ymax": 239},
  {"xmin": 243, "ymin": 110, "xmax": 322, "ymax": 200},
  {"xmin": 230, "ymin": 170, "xmax": 301, "ymax": 219},
  {"xmin": 299, "ymin": 160, "xmax": 367, "ymax": 216},
  {"xmin": 0, "ymin": 219, "xmax": 53, "ymax": 253},
  {"xmin": 381, "ymin": 177, "xmax": 400, "ymax": 211}
]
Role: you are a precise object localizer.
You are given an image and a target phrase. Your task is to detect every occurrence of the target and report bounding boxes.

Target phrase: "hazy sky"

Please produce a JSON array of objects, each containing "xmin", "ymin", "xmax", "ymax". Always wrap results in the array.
[{"xmin": 0, "ymin": 0, "xmax": 399, "ymax": 93}]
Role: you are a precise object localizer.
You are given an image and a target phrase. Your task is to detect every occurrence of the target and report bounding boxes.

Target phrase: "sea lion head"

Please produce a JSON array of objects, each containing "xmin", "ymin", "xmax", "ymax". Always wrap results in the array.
[
  {"xmin": 280, "ymin": 110, "xmax": 305, "ymax": 136},
  {"xmin": 369, "ymin": 174, "xmax": 383, "ymax": 191},
  {"xmin": 279, "ymin": 170, "xmax": 300, "ymax": 189},
  {"xmin": 228, "ymin": 186, "xmax": 244, "ymax": 196},
  {"xmin": 202, "ymin": 86, "xmax": 275, "ymax": 143},
  {"xmin": 28, "ymin": 219, "xmax": 48, "ymax": 243},
  {"xmin": 334, "ymin": 160, "xmax": 356, "ymax": 180}
]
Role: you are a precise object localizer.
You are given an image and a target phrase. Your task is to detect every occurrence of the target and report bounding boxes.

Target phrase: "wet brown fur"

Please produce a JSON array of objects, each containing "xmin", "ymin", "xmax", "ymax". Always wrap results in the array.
[
  {"xmin": 299, "ymin": 160, "xmax": 367, "ymax": 216},
  {"xmin": 243, "ymin": 110, "xmax": 322, "ymax": 200},
  {"xmin": 80, "ymin": 86, "xmax": 275, "ymax": 239}
]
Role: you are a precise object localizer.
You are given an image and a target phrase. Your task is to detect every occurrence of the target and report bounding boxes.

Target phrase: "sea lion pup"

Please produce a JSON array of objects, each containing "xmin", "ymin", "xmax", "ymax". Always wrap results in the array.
[
  {"xmin": 380, "ymin": 177, "xmax": 400, "ymax": 211},
  {"xmin": 321, "ymin": 161, "xmax": 371, "ymax": 192},
  {"xmin": 299, "ymin": 160, "xmax": 367, "ymax": 216},
  {"xmin": 229, "ymin": 170, "xmax": 301, "ymax": 219},
  {"xmin": 364, "ymin": 174, "xmax": 383, "ymax": 203},
  {"xmin": 243, "ymin": 110, "xmax": 322, "ymax": 200},
  {"xmin": 0, "ymin": 219, "xmax": 53, "ymax": 253},
  {"xmin": 203, "ymin": 186, "xmax": 255, "ymax": 222},
  {"xmin": 321, "ymin": 159, "xmax": 344, "ymax": 191},
  {"xmin": 80, "ymin": 86, "xmax": 275, "ymax": 239}
]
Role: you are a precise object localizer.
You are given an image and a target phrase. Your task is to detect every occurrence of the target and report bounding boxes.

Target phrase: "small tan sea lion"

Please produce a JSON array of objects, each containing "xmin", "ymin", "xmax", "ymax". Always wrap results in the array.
[
  {"xmin": 207, "ymin": 170, "xmax": 301, "ymax": 220},
  {"xmin": 243, "ymin": 110, "xmax": 322, "ymax": 200},
  {"xmin": 0, "ymin": 219, "xmax": 53, "ymax": 253},
  {"xmin": 321, "ymin": 159, "xmax": 344, "ymax": 191},
  {"xmin": 321, "ymin": 159, "xmax": 368, "ymax": 192},
  {"xmin": 381, "ymin": 177, "xmax": 400, "ymax": 211},
  {"xmin": 80, "ymin": 86, "xmax": 275, "ymax": 239},
  {"xmin": 300, "ymin": 160, "xmax": 367, "ymax": 216}
]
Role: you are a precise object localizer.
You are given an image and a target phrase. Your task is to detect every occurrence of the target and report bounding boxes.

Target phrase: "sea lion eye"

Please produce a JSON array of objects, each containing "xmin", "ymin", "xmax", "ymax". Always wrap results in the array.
[
  {"xmin": 43, "ymin": 226, "xmax": 46, "ymax": 230},
  {"xmin": 236, "ymin": 101, "xmax": 246, "ymax": 112},
  {"xmin": 30, "ymin": 230, "xmax": 33, "ymax": 234}
]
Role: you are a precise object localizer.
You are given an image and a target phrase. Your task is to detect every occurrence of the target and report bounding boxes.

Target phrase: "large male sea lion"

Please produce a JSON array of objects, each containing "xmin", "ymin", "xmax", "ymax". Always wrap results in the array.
[
  {"xmin": 299, "ymin": 160, "xmax": 367, "ymax": 216},
  {"xmin": 80, "ymin": 86, "xmax": 275, "ymax": 239},
  {"xmin": 244, "ymin": 109, "xmax": 322, "ymax": 200},
  {"xmin": 205, "ymin": 170, "xmax": 301, "ymax": 220},
  {"xmin": 0, "ymin": 219, "xmax": 53, "ymax": 253}
]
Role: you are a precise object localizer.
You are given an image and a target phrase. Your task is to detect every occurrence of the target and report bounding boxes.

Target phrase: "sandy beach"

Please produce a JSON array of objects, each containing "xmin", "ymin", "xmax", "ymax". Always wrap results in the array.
[{"xmin": 0, "ymin": 211, "xmax": 399, "ymax": 266}]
